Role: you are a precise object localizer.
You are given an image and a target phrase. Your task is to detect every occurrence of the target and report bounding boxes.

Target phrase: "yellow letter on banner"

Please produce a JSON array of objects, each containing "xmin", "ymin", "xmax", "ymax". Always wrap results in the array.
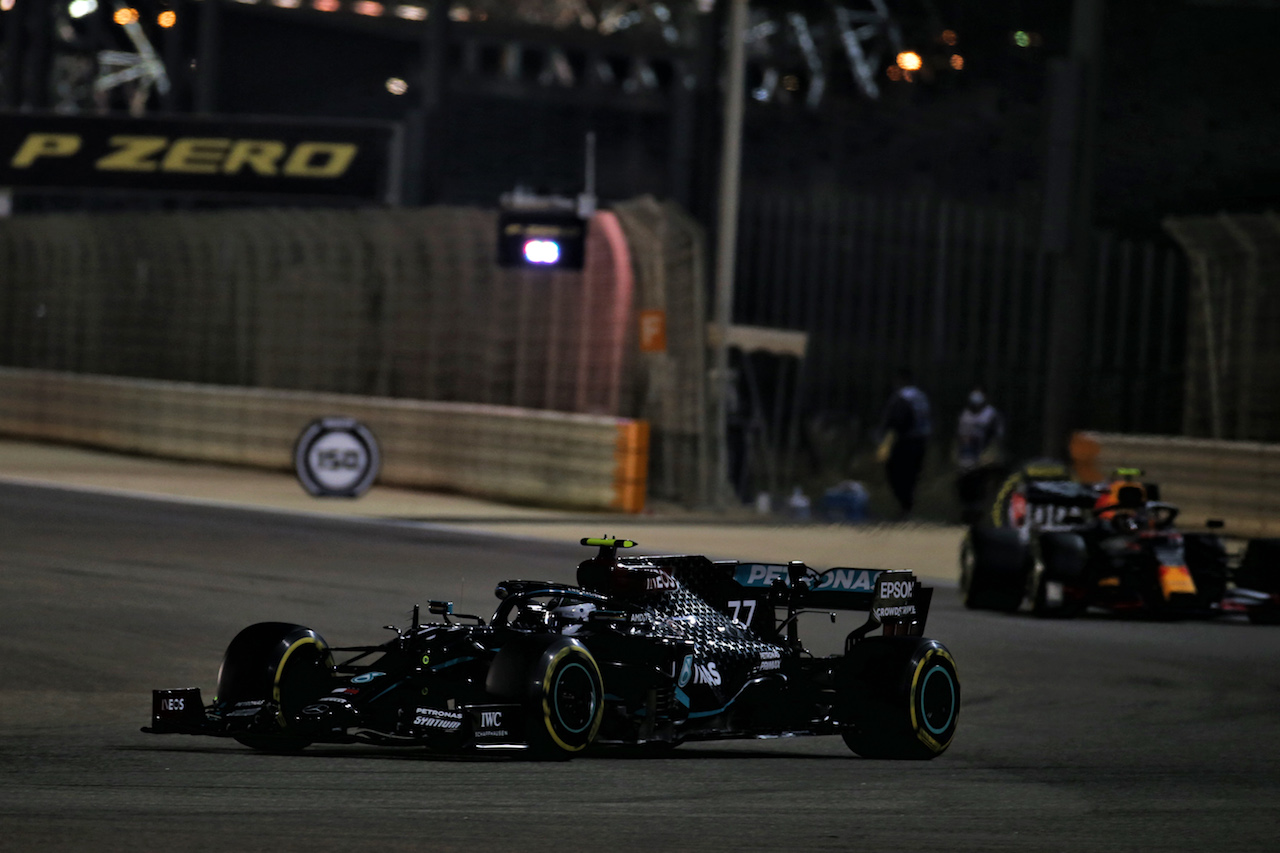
[
  {"xmin": 282, "ymin": 143, "xmax": 358, "ymax": 178},
  {"xmin": 10, "ymin": 133, "xmax": 81, "ymax": 168}
]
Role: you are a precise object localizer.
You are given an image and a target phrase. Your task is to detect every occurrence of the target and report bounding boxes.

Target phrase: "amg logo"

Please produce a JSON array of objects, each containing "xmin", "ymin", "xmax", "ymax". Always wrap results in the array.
[{"xmin": 9, "ymin": 133, "xmax": 358, "ymax": 179}]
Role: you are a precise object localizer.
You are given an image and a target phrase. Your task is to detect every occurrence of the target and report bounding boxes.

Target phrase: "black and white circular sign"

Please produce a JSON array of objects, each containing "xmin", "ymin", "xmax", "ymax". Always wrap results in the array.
[{"xmin": 294, "ymin": 417, "xmax": 380, "ymax": 498}]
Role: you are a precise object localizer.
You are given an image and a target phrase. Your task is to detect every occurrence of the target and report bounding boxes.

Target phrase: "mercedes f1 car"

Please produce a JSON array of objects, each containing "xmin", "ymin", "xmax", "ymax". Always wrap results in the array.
[
  {"xmin": 144, "ymin": 538, "xmax": 960, "ymax": 760},
  {"xmin": 960, "ymin": 462, "xmax": 1280, "ymax": 622}
]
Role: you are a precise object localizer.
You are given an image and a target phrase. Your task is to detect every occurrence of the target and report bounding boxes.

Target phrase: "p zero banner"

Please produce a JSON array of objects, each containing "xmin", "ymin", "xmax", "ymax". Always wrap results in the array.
[{"xmin": 0, "ymin": 113, "xmax": 400, "ymax": 203}]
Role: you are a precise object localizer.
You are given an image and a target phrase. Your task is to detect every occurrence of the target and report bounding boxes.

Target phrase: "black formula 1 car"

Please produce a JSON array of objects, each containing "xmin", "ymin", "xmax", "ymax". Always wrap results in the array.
[
  {"xmin": 960, "ymin": 461, "xmax": 1280, "ymax": 622},
  {"xmin": 145, "ymin": 538, "xmax": 960, "ymax": 760}
]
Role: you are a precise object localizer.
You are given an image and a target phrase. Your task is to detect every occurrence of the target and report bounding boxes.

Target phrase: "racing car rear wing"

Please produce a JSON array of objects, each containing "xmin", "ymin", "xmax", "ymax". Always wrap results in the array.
[{"xmin": 731, "ymin": 563, "xmax": 933, "ymax": 638}]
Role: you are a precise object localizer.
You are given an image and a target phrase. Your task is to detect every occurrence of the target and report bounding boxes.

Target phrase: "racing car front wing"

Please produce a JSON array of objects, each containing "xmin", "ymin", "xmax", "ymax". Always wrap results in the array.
[{"xmin": 143, "ymin": 687, "xmax": 532, "ymax": 751}]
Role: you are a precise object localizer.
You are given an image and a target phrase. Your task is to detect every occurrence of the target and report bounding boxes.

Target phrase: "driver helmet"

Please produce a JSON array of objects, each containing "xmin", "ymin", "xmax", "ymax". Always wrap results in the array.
[
  {"xmin": 551, "ymin": 601, "xmax": 596, "ymax": 624},
  {"xmin": 1095, "ymin": 468, "xmax": 1146, "ymax": 522}
]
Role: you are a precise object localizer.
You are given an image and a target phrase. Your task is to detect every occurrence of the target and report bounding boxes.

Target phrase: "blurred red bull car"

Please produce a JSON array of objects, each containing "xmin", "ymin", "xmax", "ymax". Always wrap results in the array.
[{"xmin": 959, "ymin": 461, "xmax": 1280, "ymax": 622}]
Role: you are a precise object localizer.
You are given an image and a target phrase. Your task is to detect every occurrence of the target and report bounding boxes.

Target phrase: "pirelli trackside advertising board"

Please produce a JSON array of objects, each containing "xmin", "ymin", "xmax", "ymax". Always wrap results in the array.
[{"xmin": 0, "ymin": 113, "xmax": 400, "ymax": 202}]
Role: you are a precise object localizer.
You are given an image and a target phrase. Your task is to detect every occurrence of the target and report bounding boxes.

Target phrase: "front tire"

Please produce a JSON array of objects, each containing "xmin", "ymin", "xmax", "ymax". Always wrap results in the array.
[
  {"xmin": 1030, "ymin": 532, "xmax": 1087, "ymax": 618},
  {"xmin": 530, "ymin": 640, "xmax": 604, "ymax": 757},
  {"xmin": 1184, "ymin": 533, "xmax": 1228, "ymax": 607},
  {"xmin": 838, "ymin": 636, "xmax": 960, "ymax": 760},
  {"xmin": 486, "ymin": 635, "xmax": 604, "ymax": 759},
  {"xmin": 215, "ymin": 622, "xmax": 334, "ymax": 752}
]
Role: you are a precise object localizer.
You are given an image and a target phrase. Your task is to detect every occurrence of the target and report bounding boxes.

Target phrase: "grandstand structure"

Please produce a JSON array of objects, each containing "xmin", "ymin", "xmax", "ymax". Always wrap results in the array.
[{"xmin": 0, "ymin": 0, "xmax": 967, "ymax": 212}]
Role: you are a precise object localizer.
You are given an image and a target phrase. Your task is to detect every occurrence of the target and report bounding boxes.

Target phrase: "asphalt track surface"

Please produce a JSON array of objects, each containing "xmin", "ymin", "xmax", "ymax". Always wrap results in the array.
[{"xmin": 2, "ymin": 482, "xmax": 1279, "ymax": 852}]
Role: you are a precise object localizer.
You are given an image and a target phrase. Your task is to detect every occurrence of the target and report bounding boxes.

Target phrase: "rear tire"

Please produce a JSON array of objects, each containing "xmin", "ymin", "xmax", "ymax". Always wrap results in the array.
[
  {"xmin": 215, "ymin": 622, "xmax": 334, "ymax": 753},
  {"xmin": 1246, "ymin": 607, "xmax": 1280, "ymax": 626},
  {"xmin": 960, "ymin": 527, "xmax": 1027, "ymax": 612},
  {"xmin": 838, "ymin": 636, "xmax": 960, "ymax": 760},
  {"xmin": 1236, "ymin": 539, "xmax": 1280, "ymax": 624}
]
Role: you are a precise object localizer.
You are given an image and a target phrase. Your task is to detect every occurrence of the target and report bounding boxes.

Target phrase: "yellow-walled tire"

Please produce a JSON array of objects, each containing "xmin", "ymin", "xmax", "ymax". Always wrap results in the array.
[
  {"xmin": 527, "ymin": 638, "xmax": 604, "ymax": 759},
  {"xmin": 215, "ymin": 622, "xmax": 334, "ymax": 753},
  {"xmin": 839, "ymin": 636, "xmax": 960, "ymax": 760}
]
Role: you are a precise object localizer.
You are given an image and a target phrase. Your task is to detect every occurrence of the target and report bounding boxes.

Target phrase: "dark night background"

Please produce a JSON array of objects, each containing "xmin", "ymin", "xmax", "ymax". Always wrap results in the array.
[
  {"xmin": 7, "ymin": 0, "xmax": 1274, "ymax": 239},
  {"xmin": 218, "ymin": 0, "xmax": 1280, "ymax": 239},
  {"xmin": 3, "ymin": 0, "xmax": 1278, "ymax": 493}
]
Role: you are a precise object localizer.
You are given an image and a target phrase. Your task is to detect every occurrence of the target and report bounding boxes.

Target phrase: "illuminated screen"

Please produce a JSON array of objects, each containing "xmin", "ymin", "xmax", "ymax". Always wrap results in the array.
[
  {"xmin": 523, "ymin": 239, "xmax": 561, "ymax": 265},
  {"xmin": 496, "ymin": 210, "xmax": 585, "ymax": 269}
]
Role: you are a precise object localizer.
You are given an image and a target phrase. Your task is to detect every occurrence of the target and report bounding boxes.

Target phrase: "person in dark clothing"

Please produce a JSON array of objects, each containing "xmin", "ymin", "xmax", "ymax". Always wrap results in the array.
[
  {"xmin": 877, "ymin": 369, "xmax": 932, "ymax": 518},
  {"xmin": 954, "ymin": 386, "xmax": 1006, "ymax": 524}
]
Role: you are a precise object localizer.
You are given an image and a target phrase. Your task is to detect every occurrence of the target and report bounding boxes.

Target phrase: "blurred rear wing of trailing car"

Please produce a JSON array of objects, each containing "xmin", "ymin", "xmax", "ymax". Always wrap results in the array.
[{"xmin": 731, "ymin": 563, "xmax": 933, "ymax": 638}]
